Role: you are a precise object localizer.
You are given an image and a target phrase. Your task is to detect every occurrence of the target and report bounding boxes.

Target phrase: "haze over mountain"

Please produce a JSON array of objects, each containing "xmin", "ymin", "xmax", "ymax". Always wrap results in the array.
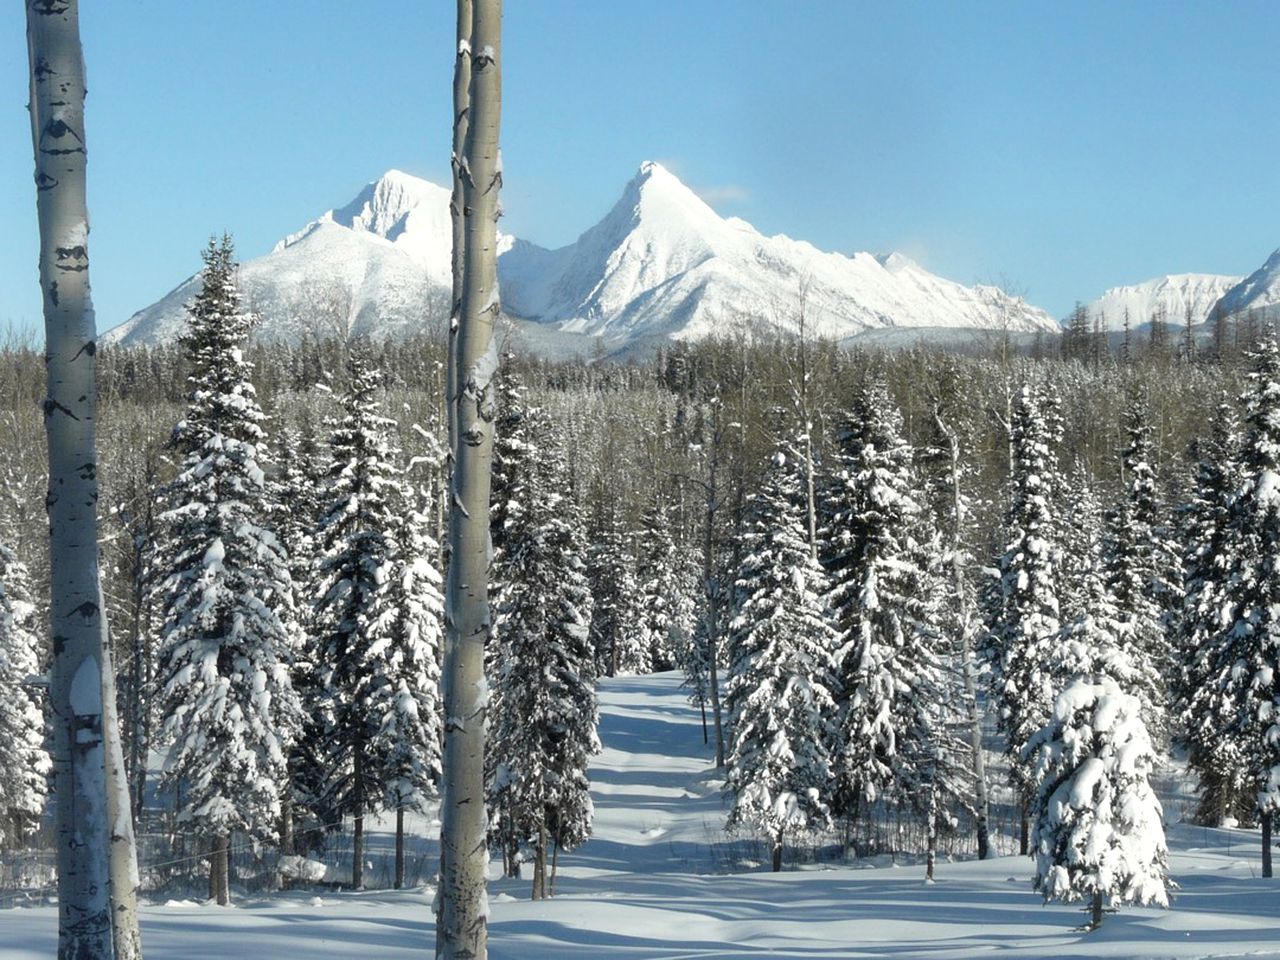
[
  {"xmin": 1084, "ymin": 274, "xmax": 1241, "ymax": 331},
  {"xmin": 105, "ymin": 163, "xmax": 1061, "ymax": 351}
]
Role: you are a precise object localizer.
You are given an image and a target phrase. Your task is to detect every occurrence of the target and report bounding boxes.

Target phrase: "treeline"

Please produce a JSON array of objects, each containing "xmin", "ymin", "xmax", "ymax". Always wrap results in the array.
[{"xmin": 0, "ymin": 250, "xmax": 1269, "ymax": 914}]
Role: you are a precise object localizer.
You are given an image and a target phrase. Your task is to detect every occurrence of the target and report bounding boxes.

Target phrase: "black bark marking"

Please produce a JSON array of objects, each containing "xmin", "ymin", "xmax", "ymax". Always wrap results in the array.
[
  {"xmin": 76, "ymin": 462, "xmax": 95, "ymax": 481},
  {"xmin": 71, "ymin": 339, "xmax": 96, "ymax": 359},
  {"xmin": 70, "ymin": 600, "xmax": 98, "ymax": 621},
  {"xmin": 48, "ymin": 280, "xmax": 58, "ymax": 306},
  {"xmin": 30, "ymin": 0, "xmax": 71, "ymax": 15},
  {"xmin": 34, "ymin": 171, "xmax": 58, "ymax": 192},
  {"xmin": 32, "ymin": 57, "xmax": 53, "ymax": 81},
  {"xmin": 40, "ymin": 117, "xmax": 85, "ymax": 156},
  {"xmin": 42, "ymin": 397, "xmax": 79, "ymax": 420},
  {"xmin": 52, "ymin": 633, "xmax": 67, "ymax": 657},
  {"xmin": 55, "ymin": 244, "xmax": 88, "ymax": 272}
]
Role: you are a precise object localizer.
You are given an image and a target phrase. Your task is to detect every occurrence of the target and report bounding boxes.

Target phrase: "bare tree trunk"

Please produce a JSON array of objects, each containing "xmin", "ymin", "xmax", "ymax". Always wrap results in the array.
[
  {"xmin": 934, "ymin": 411, "xmax": 990, "ymax": 860},
  {"xmin": 531, "ymin": 820, "xmax": 547, "ymax": 900},
  {"xmin": 27, "ymin": 3, "xmax": 133, "ymax": 957},
  {"xmin": 395, "ymin": 806, "xmax": 405, "ymax": 890},
  {"xmin": 210, "ymin": 835, "xmax": 229, "ymax": 906},
  {"xmin": 1090, "ymin": 889, "xmax": 1103, "ymax": 928},
  {"xmin": 437, "ymin": 2, "xmax": 501, "ymax": 957},
  {"xmin": 353, "ymin": 748, "xmax": 365, "ymax": 890},
  {"xmin": 446, "ymin": 0, "xmax": 472, "ymax": 473},
  {"xmin": 103, "ymin": 644, "xmax": 143, "ymax": 958},
  {"xmin": 1263, "ymin": 811, "xmax": 1273, "ymax": 879},
  {"xmin": 549, "ymin": 832, "xmax": 560, "ymax": 898},
  {"xmin": 702, "ymin": 403, "xmax": 725, "ymax": 768},
  {"xmin": 771, "ymin": 832, "xmax": 783, "ymax": 873}
]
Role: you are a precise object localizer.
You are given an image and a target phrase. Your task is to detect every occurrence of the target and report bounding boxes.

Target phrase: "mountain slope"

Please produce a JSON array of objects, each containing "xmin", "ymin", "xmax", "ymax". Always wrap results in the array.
[
  {"xmin": 1085, "ymin": 273, "xmax": 1241, "ymax": 330},
  {"xmin": 106, "ymin": 164, "xmax": 1059, "ymax": 349},
  {"xmin": 501, "ymin": 162, "xmax": 1060, "ymax": 341},
  {"xmin": 1212, "ymin": 249, "xmax": 1280, "ymax": 319}
]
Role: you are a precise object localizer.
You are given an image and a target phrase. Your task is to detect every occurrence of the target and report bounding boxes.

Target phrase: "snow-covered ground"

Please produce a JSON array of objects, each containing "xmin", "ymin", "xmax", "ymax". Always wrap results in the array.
[{"xmin": 5, "ymin": 673, "xmax": 1280, "ymax": 958}]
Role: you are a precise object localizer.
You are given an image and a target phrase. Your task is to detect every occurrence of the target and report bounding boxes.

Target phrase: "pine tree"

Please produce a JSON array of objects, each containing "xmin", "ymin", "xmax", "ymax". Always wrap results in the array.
[
  {"xmin": 1177, "ymin": 400, "xmax": 1252, "ymax": 825},
  {"xmin": 1102, "ymin": 392, "xmax": 1174, "ymax": 738},
  {"xmin": 585, "ymin": 503, "xmax": 646, "ymax": 677},
  {"xmin": 488, "ymin": 423, "xmax": 599, "ymax": 898},
  {"xmin": 824, "ymin": 382, "xmax": 949, "ymax": 826},
  {"xmin": 381, "ymin": 485, "xmax": 445, "ymax": 888},
  {"xmin": 1027, "ymin": 679, "xmax": 1168, "ymax": 928},
  {"xmin": 1197, "ymin": 335, "xmax": 1280, "ymax": 875},
  {"xmin": 724, "ymin": 442, "xmax": 838, "ymax": 872},
  {"xmin": 0, "ymin": 540, "xmax": 49, "ymax": 846},
  {"xmin": 983, "ymin": 383, "xmax": 1063, "ymax": 853},
  {"xmin": 152, "ymin": 237, "xmax": 302, "ymax": 904},
  {"xmin": 635, "ymin": 499, "xmax": 680, "ymax": 672},
  {"xmin": 312, "ymin": 346, "xmax": 403, "ymax": 890}
]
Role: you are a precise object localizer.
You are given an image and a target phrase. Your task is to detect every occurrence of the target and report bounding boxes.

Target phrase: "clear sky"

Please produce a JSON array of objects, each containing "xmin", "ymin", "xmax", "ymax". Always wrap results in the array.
[{"xmin": 2, "ymin": 1, "xmax": 1279, "ymax": 339}]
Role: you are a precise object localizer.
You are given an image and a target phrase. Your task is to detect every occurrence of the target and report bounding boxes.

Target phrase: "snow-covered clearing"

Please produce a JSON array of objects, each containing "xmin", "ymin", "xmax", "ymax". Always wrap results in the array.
[{"xmin": 5, "ymin": 673, "xmax": 1280, "ymax": 958}]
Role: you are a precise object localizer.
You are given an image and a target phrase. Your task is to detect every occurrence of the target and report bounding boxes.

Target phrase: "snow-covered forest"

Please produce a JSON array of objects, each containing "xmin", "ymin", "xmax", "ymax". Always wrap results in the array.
[{"xmin": 5, "ymin": 229, "xmax": 1280, "ymax": 955}]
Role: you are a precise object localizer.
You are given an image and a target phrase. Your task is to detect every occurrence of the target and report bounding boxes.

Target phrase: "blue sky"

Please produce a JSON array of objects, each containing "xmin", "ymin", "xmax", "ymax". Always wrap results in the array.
[{"xmin": 2, "ymin": 1, "xmax": 1279, "ymax": 338}]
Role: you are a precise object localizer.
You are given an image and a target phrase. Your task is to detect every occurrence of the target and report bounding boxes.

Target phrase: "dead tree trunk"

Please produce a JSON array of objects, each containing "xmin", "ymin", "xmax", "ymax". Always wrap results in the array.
[
  {"xmin": 26, "ymin": 2, "xmax": 142, "ymax": 956},
  {"xmin": 436, "ymin": 1, "xmax": 501, "ymax": 957}
]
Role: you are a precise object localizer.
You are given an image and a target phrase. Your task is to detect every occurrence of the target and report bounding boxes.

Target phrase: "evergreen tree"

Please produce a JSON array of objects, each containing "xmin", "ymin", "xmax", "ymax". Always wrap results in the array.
[
  {"xmin": 1102, "ymin": 392, "xmax": 1174, "ymax": 738},
  {"xmin": 1196, "ymin": 335, "xmax": 1280, "ymax": 874},
  {"xmin": 983, "ymin": 383, "xmax": 1063, "ymax": 851},
  {"xmin": 0, "ymin": 540, "xmax": 48, "ymax": 846},
  {"xmin": 152, "ymin": 237, "xmax": 302, "ymax": 904},
  {"xmin": 312, "ymin": 346, "xmax": 402, "ymax": 890},
  {"xmin": 487, "ymin": 424, "xmax": 600, "ymax": 898},
  {"xmin": 724, "ymin": 442, "xmax": 838, "ymax": 872},
  {"xmin": 824, "ymin": 382, "xmax": 949, "ymax": 823},
  {"xmin": 1177, "ymin": 400, "xmax": 1252, "ymax": 825},
  {"xmin": 585, "ymin": 503, "xmax": 646, "ymax": 677},
  {"xmin": 635, "ymin": 499, "xmax": 680, "ymax": 672},
  {"xmin": 1027, "ymin": 679, "xmax": 1169, "ymax": 928},
  {"xmin": 380, "ymin": 485, "xmax": 445, "ymax": 888}
]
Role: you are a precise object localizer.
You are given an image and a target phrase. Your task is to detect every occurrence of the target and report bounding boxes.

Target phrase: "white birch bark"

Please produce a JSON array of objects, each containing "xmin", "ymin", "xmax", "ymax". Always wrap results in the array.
[
  {"xmin": 102, "ymin": 644, "xmax": 143, "ymax": 957},
  {"xmin": 437, "ymin": 2, "xmax": 501, "ymax": 957},
  {"xmin": 26, "ymin": 2, "xmax": 141, "ymax": 956},
  {"xmin": 447, "ymin": 0, "xmax": 472, "ymax": 471}
]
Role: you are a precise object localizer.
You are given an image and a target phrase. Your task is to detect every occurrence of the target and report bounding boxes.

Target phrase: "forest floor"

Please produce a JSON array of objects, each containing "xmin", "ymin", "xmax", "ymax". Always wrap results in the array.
[{"xmin": 5, "ymin": 673, "xmax": 1280, "ymax": 958}]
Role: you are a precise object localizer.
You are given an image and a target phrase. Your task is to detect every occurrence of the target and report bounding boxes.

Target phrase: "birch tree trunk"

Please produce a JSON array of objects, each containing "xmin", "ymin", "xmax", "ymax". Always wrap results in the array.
[
  {"xmin": 437, "ymin": 1, "xmax": 501, "ymax": 957},
  {"xmin": 103, "ymin": 644, "xmax": 143, "ymax": 957},
  {"xmin": 26, "ymin": 2, "xmax": 141, "ymax": 956},
  {"xmin": 446, "ymin": 0, "xmax": 472, "ymax": 471}
]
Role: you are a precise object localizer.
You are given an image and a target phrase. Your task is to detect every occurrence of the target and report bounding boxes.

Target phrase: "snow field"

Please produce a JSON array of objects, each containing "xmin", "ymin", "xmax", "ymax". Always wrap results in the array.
[{"xmin": 5, "ymin": 672, "xmax": 1280, "ymax": 958}]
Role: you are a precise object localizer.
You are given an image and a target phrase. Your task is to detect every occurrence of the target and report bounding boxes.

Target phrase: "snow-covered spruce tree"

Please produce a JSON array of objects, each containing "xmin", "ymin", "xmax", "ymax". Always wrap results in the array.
[
  {"xmin": 585, "ymin": 502, "xmax": 645, "ymax": 678},
  {"xmin": 983, "ymin": 383, "xmax": 1063, "ymax": 854},
  {"xmin": 487, "ymin": 422, "xmax": 599, "ymax": 899},
  {"xmin": 1176, "ymin": 400, "xmax": 1252, "ymax": 826},
  {"xmin": 1026, "ymin": 679, "xmax": 1168, "ymax": 928},
  {"xmin": 0, "ymin": 540, "xmax": 49, "ymax": 847},
  {"xmin": 823, "ymin": 382, "xmax": 956, "ymax": 842},
  {"xmin": 1197, "ymin": 335, "xmax": 1280, "ymax": 876},
  {"xmin": 381, "ymin": 484, "xmax": 445, "ymax": 889},
  {"xmin": 153, "ymin": 236, "xmax": 303, "ymax": 905},
  {"xmin": 635, "ymin": 499, "xmax": 681, "ymax": 671},
  {"xmin": 274, "ymin": 417, "xmax": 330, "ymax": 854},
  {"xmin": 312, "ymin": 346, "xmax": 402, "ymax": 890},
  {"xmin": 724, "ymin": 441, "xmax": 838, "ymax": 872},
  {"xmin": 1101, "ymin": 391, "xmax": 1175, "ymax": 740}
]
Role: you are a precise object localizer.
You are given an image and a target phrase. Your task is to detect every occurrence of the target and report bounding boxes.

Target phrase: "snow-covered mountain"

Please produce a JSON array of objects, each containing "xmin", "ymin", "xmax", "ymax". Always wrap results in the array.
[
  {"xmin": 500, "ymin": 161, "xmax": 1058, "ymax": 341},
  {"xmin": 1211, "ymin": 249, "xmax": 1280, "ymax": 320},
  {"xmin": 106, "ymin": 163, "xmax": 1059, "ymax": 350},
  {"xmin": 1084, "ymin": 274, "xmax": 1242, "ymax": 330}
]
